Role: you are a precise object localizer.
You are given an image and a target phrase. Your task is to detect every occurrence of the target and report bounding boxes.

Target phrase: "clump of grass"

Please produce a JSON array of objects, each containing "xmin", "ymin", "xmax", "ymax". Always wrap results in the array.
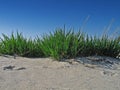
[
  {"xmin": 0, "ymin": 32, "xmax": 44, "ymax": 57},
  {"xmin": 85, "ymin": 35, "xmax": 120, "ymax": 57},
  {"xmin": 39, "ymin": 28, "xmax": 85, "ymax": 60},
  {"xmin": 0, "ymin": 27, "xmax": 120, "ymax": 61},
  {"xmin": 34, "ymin": 27, "xmax": 120, "ymax": 60}
]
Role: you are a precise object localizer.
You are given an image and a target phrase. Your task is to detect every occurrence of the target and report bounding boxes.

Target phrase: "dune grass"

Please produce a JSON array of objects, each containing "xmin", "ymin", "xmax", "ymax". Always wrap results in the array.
[
  {"xmin": 0, "ymin": 32, "xmax": 44, "ymax": 57},
  {"xmin": 0, "ymin": 28, "xmax": 120, "ymax": 61}
]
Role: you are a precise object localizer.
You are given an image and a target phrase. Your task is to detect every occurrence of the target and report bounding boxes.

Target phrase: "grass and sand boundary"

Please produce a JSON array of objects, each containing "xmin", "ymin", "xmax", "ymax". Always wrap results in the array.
[{"xmin": 0, "ymin": 27, "xmax": 120, "ymax": 90}]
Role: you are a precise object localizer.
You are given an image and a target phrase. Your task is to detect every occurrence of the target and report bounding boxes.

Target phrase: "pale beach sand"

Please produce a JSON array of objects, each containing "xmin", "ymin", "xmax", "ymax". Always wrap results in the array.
[{"xmin": 0, "ymin": 56, "xmax": 120, "ymax": 90}]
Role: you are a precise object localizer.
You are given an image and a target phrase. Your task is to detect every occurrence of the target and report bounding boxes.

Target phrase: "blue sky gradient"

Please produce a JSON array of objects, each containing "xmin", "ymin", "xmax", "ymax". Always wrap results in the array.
[{"xmin": 0, "ymin": 0, "xmax": 120, "ymax": 38}]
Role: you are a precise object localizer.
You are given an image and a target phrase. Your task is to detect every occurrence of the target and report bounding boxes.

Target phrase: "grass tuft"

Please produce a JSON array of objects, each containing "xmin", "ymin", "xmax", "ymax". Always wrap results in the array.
[{"xmin": 0, "ymin": 27, "xmax": 120, "ymax": 60}]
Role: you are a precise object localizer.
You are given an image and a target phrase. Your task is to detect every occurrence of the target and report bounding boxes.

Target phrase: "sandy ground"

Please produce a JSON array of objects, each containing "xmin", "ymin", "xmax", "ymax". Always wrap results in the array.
[{"xmin": 0, "ymin": 56, "xmax": 120, "ymax": 90}]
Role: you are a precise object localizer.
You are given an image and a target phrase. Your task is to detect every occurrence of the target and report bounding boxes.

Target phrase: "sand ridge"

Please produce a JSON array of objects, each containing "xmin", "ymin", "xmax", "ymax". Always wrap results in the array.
[{"xmin": 0, "ymin": 56, "xmax": 120, "ymax": 90}]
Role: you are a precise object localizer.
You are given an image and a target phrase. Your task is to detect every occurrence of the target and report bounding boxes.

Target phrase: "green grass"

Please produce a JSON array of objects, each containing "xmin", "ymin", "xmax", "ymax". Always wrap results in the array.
[
  {"xmin": 0, "ymin": 28, "xmax": 120, "ymax": 61},
  {"xmin": 0, "ymin": 32, "xmax": 44, "ymax": 57}
]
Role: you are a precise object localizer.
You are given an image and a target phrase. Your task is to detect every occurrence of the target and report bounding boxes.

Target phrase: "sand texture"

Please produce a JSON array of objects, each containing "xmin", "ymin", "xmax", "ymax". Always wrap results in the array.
[{"xmin": 0, "ymin": 55, "xmax": 120, "ymax": 90}]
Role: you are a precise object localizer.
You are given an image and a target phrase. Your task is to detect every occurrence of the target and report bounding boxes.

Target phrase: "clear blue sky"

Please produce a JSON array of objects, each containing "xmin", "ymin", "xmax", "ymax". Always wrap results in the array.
[{"xmin": 0, "ymin": 0, "xmax": 120, "ymax": 38}]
